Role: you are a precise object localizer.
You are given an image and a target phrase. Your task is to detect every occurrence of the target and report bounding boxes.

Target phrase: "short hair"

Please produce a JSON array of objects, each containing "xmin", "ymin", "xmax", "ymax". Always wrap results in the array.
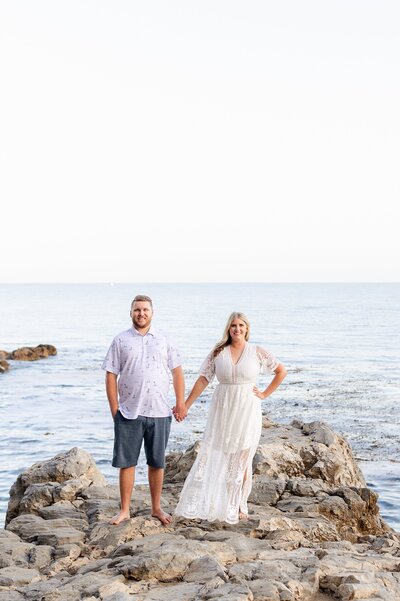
[{"xmin": 130, "ymin": 295, "xmax": 153, "ymax": 310}]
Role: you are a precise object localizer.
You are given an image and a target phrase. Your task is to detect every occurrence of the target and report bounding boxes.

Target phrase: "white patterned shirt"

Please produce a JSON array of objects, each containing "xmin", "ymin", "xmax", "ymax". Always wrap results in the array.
[{"xmin": 102, "ymin": 326, "xmax": 181, "ymax": 419}]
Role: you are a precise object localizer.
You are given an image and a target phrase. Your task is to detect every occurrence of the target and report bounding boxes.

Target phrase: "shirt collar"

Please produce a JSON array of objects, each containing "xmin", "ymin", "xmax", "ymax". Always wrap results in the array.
[{"xmin": 131, "ymin": 325, "xmax": 156, "ymax": 337}]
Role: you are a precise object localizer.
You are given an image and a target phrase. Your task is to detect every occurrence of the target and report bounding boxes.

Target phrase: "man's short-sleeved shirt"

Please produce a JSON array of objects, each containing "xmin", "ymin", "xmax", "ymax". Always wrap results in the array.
[{"xmin": 102, "ymin": 326, "xmax": 181, "ymax": 419}]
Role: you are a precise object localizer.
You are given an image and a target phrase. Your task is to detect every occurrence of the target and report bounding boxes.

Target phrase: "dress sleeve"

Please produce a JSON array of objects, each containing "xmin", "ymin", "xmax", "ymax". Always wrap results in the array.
[
  {"xmin": 256, "ymin": 345, "xmax": 280, "ymax": 375},
  {"xmin": 101, "ymin": 338, "xmax": 121, "ymax": 375},
  {"xmin": 198, "ymin": 351, "xmax": 216, "ymax": 383}
]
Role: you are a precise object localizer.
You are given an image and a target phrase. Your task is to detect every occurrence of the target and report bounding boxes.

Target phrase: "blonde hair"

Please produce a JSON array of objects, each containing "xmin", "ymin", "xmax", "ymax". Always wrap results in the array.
[{"xmin": 212, "ymin": 312, "xmax": 250, "ymax": 357}]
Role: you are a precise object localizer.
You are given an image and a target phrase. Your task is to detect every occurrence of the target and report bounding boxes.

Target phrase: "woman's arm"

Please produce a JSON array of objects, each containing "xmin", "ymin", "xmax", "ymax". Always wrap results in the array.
[
  {"xmin": 253, "ymin": 363, "xmax": 287, "ymax": 400},
  {"xmin": 185, "ymin": 375, "xmax": 209, "ymax": 410},
  {"xmin": 172, "ymin": 366, "xmax": 186, "ymax": 422}
]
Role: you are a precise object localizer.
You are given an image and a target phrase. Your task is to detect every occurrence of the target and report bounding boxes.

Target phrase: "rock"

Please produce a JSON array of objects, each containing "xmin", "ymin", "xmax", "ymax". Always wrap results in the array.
[
  {"xmin": 253, "ymin": 420, "xmax": 366, "ymax": 488},
  {"xmin": 8, "ymin": 344, "xmax": 57, "ymax": 361},
  {"xmin": 1, "ymin": 421, "xmax": 400, "ymax": 600},
  {"xmin": 183, "ymin": 555, "xmax": 228, "ymax": 582},
  {"xmin": 7, "ymin": 514, "xmax": 86, "ymax": 547},
  {"xmin": 6, "ymin": 447, "xmax": 106, "ymax": 525},
  {"xmin": 111, "ymin": 533, "xmax": 236, "ymax": 583},
  {"xmin": 0, "ymin": 565, "xmax": 40, "ymax": 586},
  {"xmin": 0, "ymin": 359, "xmax": 9, "ymax": 373},
  {"xmin": 27, "ymin": 544, "xmax": 54, "ymax": 570},
  {"xmin": 88, "ymin": 516, "xmax": 169, "ymax": 552},
  {"xmin": 248, "ymin": 475, "xmax": 286, "ymax": 506},
  {"xmin": 0, "ymin": 592, "xmax": 25, "ymax": 601},
  {"xmin": 164, "ymin": 441, "xmax": 200, "ymax": 483},
  {"xmin": 317, "ymin": 486, "xmax": 389, "ymax": 541}
]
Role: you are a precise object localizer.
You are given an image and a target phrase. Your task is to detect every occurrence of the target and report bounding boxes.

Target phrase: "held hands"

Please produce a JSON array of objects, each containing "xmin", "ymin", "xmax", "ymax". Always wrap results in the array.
[{"xmin": 172, "ymin": 402, "xmax": 188, "ymax": 422}]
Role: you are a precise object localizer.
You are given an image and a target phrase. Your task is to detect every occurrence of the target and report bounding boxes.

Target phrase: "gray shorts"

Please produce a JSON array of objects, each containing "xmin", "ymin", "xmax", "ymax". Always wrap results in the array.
[{"xmin": 112, "ymin": 411, "xmax": 172, "ymax": 469}]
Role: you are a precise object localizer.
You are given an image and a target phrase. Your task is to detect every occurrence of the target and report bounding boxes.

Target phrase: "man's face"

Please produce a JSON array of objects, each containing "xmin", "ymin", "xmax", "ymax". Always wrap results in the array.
[{"xmin": 130, "ymin": 301, "xmax": 153, "ymax": 331}]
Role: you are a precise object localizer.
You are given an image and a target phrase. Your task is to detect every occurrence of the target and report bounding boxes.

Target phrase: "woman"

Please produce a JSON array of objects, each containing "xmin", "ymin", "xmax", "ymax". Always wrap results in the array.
[{"xmin": 174, "ymin": 312, "xmax": 287, "ymax": 524}]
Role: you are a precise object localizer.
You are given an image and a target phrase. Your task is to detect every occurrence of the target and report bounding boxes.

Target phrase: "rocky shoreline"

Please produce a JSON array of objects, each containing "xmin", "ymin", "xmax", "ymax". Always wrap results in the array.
[
  {"xmin": 1, "ymin": 419, "xmax": 399, "ymax": 600},
  {"xmin": 0, "ymin": 345, "xmax": 57, "ymax": 373}
]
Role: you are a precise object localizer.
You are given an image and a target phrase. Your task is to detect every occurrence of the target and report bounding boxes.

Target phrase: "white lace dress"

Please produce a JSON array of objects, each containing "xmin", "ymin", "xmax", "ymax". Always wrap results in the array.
[{"xmin": 175, "ymin": 342, "xmax": 280, "ymax": 524}]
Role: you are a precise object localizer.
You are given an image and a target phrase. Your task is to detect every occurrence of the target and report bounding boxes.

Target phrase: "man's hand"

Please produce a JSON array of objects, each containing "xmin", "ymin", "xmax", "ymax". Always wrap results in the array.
[{"xmin": 172, "ymin": 403, "xmax": 187, "ymax": 422}]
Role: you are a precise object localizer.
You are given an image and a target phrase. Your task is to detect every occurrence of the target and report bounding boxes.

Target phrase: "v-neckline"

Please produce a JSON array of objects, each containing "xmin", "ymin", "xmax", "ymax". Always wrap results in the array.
[{"xmin": 228, "ymin": 343, "xmax": 247, "ymax": 366}]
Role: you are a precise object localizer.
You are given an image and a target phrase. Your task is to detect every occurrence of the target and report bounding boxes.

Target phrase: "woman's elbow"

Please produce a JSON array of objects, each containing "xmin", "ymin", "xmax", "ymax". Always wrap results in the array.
[{"xmin": 277, "ymin": 364, "xmax": 288, "ymax": 380}]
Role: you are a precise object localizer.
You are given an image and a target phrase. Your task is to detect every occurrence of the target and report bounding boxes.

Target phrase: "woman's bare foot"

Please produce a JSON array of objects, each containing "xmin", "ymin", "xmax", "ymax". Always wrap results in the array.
[
  {"xmin": 109, "ymin": 510, "xmax": 130, "ymax": 525},
  {"xmin": 151, "ymin": 509, "xmax": 172, "ymax": 525},
  {"xmin": 239, "ymin": 511, "xmax": 248, "ymax": 521}
]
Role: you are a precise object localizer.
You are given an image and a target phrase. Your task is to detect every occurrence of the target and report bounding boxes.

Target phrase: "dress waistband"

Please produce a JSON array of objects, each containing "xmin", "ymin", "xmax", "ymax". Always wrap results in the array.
[{"xmin": 217, "ymin": 381, "xmax": 255, "ymax": 386}]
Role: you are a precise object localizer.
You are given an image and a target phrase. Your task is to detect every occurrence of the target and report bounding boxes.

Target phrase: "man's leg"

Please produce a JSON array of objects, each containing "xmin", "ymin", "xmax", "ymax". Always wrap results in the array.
[
  {"xmin": 110, "ymin": 466, "xmax": 135, "ymax": 525},
  {"xmin": 110, "ymin": 412, "xmax": 144, "ymax": 525},
  {"xmin": 144, "ymin": 416, "xmax": 172, "ymax": 525},
  {"xmin": 148, "ymin": 466, "xmax": 172, "ymax": 525}
]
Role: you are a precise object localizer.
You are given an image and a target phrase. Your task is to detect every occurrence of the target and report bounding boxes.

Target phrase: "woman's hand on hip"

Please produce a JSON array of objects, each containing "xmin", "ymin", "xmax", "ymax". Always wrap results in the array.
[{"xmin": 253, "ymin": 386, "xmax": 265, "ymax": 400}]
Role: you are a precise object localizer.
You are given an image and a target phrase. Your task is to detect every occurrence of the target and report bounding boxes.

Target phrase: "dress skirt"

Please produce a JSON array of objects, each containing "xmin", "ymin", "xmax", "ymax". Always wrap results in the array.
[{"xmin": 174, "ymin": 382, "xmax": 262, "ymax": 524}]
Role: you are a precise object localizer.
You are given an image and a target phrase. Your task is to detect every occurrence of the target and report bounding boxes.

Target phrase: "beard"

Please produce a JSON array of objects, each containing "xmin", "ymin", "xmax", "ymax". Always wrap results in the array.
[{"xmin": 132, "ymin": 316, "xmax": 151, "ymax": 331}]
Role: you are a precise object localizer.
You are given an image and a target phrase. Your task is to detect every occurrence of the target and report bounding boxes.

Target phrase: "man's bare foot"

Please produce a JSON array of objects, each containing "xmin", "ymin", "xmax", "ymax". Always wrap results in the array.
[
  {"xmin": 109, "ymin": 510, "xmax": 130, "ymax": 525},
  {"xmin": 239, "ymin": 511, "xmax": 248, "ymax": 521},
  {"xmin": 151, "ymin": 509, "xmax": 172, "ymax": 525}
]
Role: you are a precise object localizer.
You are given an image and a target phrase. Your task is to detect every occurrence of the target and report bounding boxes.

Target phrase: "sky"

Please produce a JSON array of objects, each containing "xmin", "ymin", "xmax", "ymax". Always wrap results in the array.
[{"xmin": 1, "ymin": 1, "xmax": 399, "ymax": 283}]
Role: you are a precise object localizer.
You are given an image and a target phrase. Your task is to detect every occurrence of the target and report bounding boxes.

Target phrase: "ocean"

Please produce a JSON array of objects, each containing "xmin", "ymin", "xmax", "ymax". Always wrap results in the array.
[{"xmin": 0, "ymin": 283, "xmax": 399, "ymax": 529}]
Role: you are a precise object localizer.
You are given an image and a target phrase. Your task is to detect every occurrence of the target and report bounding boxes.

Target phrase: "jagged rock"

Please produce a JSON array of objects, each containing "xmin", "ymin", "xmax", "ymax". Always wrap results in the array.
[
  {"xmin": 8, "ymin": 344, "xmax": 57, "ymax": 361},
  {"xmin": 183, "ymin": 555, "xmax": 228, "ymax": 582},
  {"xmin": 7, "ymin": 514, "xmax": 86, "ymax": 547},
  {"xmin": 253, "ymin": 420, "xmax": 365, "ymax": 487},
  {"xmin": 2, "ymin": 421, "xmax": 400, "ymax": 600},
  {"xmin": 110, "ymin": 532, "xmax": 236, "ymax": 583},
  {"xmin": 6, "ymin": 447, "xmax": 106, "ymax": 525},
  {"xmin": 164, "ymin": 441, "xmax": 200, "ymax": 483},
  {"xmin": 248, "ymin": 475, "xmax": 286, "ymax": 505},
  {"xmin": 88, "ymin": 516, "xmax": 169, "ymax": 551}
]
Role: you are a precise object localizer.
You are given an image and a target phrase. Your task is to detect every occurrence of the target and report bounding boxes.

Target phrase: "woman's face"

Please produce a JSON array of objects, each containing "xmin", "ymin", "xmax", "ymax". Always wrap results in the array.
[{"xmin": 229, "ymin": 318, "xmax": 248, "ymax": 342}]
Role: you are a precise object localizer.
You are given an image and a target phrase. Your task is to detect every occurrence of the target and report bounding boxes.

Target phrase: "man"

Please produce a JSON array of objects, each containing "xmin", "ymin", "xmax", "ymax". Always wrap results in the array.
[{"xmin": 102, "ymin": 295, "xmax": 186, "ymax": 525}]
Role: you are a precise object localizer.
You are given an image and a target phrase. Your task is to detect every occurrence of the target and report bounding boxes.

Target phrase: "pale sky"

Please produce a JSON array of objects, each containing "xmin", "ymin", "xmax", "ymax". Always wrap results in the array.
[{"xmin": 1, "ymin": 1, "xmax": 399, "ymax": 282}]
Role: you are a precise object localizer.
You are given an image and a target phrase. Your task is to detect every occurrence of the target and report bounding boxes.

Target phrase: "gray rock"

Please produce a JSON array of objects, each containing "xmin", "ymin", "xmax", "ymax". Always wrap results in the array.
[
  {"xmin": 89, "ymin": 516, "xmax": 166, "ymax": 551},
  {"xmin": 0, "ymin": 565, "xmax": 40, "ymax": 586},
  {"xmin": 28, "ymin": 544, "xmax": 54, "ymax": 570},
  {"xmin": 2, "ymin": 422, "xmax": 400, "ymax": 601},
  {"xmin": 0, "ymin": 533, "xmax": 32, "ymax": 567},
  {"xmin": 6, "ymin": 447, "xmax": 106, "ymax": 525},
  {"xmin": 113, "ymin": 535, "xmax": 234, "ymax": 583},
  {"xmin": 7, "ymin": 514, "xmax": 85, "ymax": 546},
  {"xmin": 183, "ymin": 555, "xmax": 228, "ymax": 582},
  {"xmin": 0, "ymin": 592, "xmax": 25, "ymax": 601},
  {"xmin": 252, "ymin": 420, "xmax": 366, "ymax": 488},
  {"xmin": 248, "ymin": 475, "xmax": 286, "ymax": 505}
]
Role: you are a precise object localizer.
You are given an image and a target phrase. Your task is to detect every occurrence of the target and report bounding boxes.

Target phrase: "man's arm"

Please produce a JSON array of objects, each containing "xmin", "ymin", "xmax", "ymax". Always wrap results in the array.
[
  {"xmin": 105, "ymin": 371, "xmax": 119, "ymax": 419},
  {"xmin": 171, "ymin": 365, "xmax": 186, "ymax": 421}
]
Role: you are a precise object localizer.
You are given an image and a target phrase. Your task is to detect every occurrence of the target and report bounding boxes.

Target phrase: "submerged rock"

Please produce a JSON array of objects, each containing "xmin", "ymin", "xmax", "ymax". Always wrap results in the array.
[
  {"xmin": 0, "ymin": 345, "xmax": 57, "ymax": 374},
  {"xmin": 0, "ymin": 359, "xmax": 9, "ymax": 373},
  {"xmin": 8, "ymin": 344, "xmax": 57, "ymax": 361},
  {"xmin": 1, "ymin": 421, "xmax": 399, "ymax": 600}
]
